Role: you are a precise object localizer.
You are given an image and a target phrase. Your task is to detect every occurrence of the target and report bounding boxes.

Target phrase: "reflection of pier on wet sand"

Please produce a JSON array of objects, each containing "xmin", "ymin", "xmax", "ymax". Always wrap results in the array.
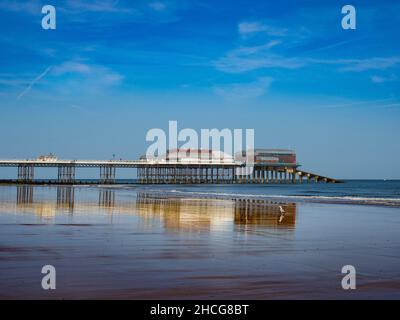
[
  {"xmin": 136, "ymin": 192, "xmax": 296, "ymax": 231},
  {"xmin": 12, "ymin": 186, "xmax": 120, "ymax": 218},
  {"xmin": 8, "ymin": 185, "xmax": 297, "ymax": 230}
]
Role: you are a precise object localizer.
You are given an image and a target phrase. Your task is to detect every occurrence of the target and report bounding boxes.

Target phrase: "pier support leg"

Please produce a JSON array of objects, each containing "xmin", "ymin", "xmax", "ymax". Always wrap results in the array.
[
  {"xmin": 57, "ymin": 166, "xmax": 76, "ymax": 184},
  {"xmin": 17, "ymin": 165, "xmax": 34, "ymax": 183},
  {"xmin": 100, "ymin": 166, "xmax": 115, "ymax": 184}
]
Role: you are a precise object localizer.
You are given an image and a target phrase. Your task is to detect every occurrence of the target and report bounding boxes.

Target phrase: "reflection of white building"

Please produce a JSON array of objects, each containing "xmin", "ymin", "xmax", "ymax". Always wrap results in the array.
[{"xmin": 140, "ymin": 149, "xmax": 236, "ymax": 164}]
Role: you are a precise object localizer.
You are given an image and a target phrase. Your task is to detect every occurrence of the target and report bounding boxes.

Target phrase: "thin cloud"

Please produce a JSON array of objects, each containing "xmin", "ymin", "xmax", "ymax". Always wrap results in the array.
[
  {"xmin": 238, "ymin": 21, "xmax": 287, "ymax": 37},
  {"xmin": 216, "ymin": 20, "xmax": 400, "ymax": 74},
  {"xmin": 216, "ymin": 22, "xmax": 400, "ymax": 74},
  {"xmin": 324, "ymin": 97, "xmax": 398, "ymax": 109},
  {"xmin": 64, "ymin": 0, "xmax": 128, "ymax": 13},
  {"xmin": 148, "ymin": 2, "xmax": 167, "ymax": 11},
  {"xmin": 214, "ymin": 41, "xmax": 304, "ymax": 73},
  {"xmin": 233, "ymin": 40, "xmax": 281, "ymax": 54},
  {"xmin": 304, "ymin": 38, "xmax": 363, "ymax": 54},
  {"xmin": 0, "ymin": 0, "xmax": 42, "ymax": 14},
  {"xmin": 379, "ymin": 103, "xmax": 400, "ymax": 108},
  {"xmin": 0, "ymin": 0, "xmax": 132, "ymax": 15},
  {"xmin": 371, "ymin": 74, "xmax": 397, "ymax": 83},
  {"xmin": 216, "ymin": 22, "xmax": 307, "ymax": 73},
  {"xmin": 335, "ymin": 57, "xmax": 400, "ymax": 72},
  {"xmin": 52, "ymin": 61, "xmax": 92, "ymax": 75},
  {"xmin": 214, "ymin": 77, "xmax": 273, "ymax": 100},
  {"xmin": 52, "ymin": 61, "xmax": 123, "ymax": 84},
  {"xmin": 0, "ymin": 0, "xmax": 185, "ymax": 25},
  {"xmin": 0, "ymin": 78, "xmax": 26, "ymax": 87},
  {"xmin": 14, "ymin": 61, "xmax": 123, "ymax": 100}
]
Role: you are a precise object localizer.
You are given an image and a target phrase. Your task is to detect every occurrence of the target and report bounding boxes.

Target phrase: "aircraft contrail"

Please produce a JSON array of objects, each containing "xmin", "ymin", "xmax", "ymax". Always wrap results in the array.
[{"xmin": 17, "ymin": 66, "xmax": 52, "ymax": 100}]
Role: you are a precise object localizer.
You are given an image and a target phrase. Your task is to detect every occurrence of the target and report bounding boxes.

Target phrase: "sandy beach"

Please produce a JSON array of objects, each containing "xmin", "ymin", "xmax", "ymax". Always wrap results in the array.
[{"xmin": 0, "ymin": 184, "xmax": 399, "ymax": 299}]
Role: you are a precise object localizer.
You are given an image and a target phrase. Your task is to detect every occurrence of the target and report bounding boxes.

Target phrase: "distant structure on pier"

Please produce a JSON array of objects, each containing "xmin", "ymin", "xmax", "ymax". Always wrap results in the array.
[
  {"xmin": 37, "ymin": 153, "xmax": 58, "ymax": 162},
  {"xmin": 0, "ymin": 148, "xmax": 339, "ymax": 184},
  {"xmin": 140, "ymin": 148, "xmax": 235, "ymax": 164},
  {"xmin": 238, "ymin": 149, "xmax": 297, "ymax": 166}
]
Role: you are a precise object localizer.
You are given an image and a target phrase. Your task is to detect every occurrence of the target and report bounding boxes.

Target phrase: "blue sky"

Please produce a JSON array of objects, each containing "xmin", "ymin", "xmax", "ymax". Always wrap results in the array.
[{"xmin": 0, "ymin": 0, "xmax": 399, "ymax": 179}]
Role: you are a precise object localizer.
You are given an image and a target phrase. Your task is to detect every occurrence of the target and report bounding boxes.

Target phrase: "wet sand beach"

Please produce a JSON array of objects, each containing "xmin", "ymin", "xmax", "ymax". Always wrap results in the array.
[{"xmin": 0, "ymin": 184, "xmax": 399, "ymax": 299}]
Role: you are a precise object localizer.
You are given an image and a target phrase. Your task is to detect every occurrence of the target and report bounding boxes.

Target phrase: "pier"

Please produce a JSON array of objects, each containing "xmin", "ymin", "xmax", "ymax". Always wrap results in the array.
[{"xmin": 0, "ymin": 149, "xmax": 340, "ymax": 184}]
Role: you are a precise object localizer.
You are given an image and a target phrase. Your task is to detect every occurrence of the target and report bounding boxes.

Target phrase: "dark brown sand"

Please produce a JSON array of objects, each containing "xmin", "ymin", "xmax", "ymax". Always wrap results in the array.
[{"xmin": 0, "ymin": 185, "xmax": 399, "ymax": 299}]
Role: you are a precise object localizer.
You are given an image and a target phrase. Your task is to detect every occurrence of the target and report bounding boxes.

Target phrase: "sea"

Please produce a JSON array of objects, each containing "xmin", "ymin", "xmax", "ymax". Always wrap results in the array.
[{"xmin": 97, "ymin": 179, "xmax": 400, "ymax": 207}]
